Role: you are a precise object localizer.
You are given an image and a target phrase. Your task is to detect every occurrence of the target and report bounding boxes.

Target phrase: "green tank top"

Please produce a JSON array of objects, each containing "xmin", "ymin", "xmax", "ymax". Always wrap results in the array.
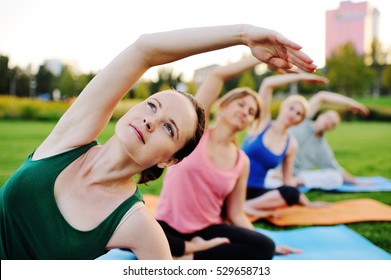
[{"xmin": 0, "ymin": 141, "xmax": 144, "ymax": 260}]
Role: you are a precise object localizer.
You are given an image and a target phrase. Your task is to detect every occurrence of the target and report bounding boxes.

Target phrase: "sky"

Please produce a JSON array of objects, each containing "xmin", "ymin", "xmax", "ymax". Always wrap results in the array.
[{"xmin": 1, "ymin": 0, "xmax": 390, "ymax": 80}]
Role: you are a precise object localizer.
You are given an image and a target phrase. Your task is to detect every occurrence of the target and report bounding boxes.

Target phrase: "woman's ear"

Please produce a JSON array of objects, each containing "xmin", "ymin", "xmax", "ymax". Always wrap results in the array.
[{"xmin": 157, "ymin": 158, "xmax": 178, "ymax": 168}]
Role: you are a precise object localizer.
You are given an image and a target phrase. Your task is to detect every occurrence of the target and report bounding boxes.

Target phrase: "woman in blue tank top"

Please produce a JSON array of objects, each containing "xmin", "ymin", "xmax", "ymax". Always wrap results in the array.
[{"xmin": 242, "ymin": 73, "xmax": 329, "ymax": 219}]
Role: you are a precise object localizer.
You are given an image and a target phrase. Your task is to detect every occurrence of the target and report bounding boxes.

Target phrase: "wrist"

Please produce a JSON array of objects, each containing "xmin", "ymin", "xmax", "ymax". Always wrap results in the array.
[{"xmin": 239, "ymin": 24, "xmax": 252, "ymax": 46}]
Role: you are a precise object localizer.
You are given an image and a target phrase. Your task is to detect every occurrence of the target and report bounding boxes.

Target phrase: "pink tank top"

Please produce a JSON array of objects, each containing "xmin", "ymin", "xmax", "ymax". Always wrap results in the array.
[{"xmin": 155, "ymin": 130, "xmax": 247, "ymax": 233}]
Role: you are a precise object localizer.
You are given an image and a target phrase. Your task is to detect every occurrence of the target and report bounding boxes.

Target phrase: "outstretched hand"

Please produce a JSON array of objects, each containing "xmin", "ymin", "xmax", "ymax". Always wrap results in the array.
[
  {"xmin": 261, "ymin": 72, "xmax": 329, "ymax": 90},
  {"xmin": 268, "ymin": 65, "xmax": 302, "ymax": 74},
  {"xmin": 244, "ymin": 26, "xmax": 317, "ymax": 73},
  {"xmin": 295, "ymin": 72, "xmax": 330, "ymax": 84},
  {"xmin": 348, "ymin": 102, "xmax": 369, "ymax": 116}
]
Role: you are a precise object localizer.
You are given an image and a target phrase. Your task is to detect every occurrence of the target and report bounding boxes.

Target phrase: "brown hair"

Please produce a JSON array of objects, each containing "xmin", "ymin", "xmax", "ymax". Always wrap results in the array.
[{"xmin": 137, "ymin": 90, "xmax": 206, "ymax": 184}]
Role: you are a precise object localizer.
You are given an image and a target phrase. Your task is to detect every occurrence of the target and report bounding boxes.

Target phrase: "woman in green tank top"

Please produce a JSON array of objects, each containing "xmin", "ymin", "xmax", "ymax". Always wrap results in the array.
[{"xmin": 0, "ymin": 24, "xmax": 317, "ymax": 260}]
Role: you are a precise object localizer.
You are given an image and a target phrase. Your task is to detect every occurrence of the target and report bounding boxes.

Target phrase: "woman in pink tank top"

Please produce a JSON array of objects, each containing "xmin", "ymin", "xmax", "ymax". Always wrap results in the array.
[{"xmin": 155, "ymin": 57, "xmax": 302, "ymax": 260}]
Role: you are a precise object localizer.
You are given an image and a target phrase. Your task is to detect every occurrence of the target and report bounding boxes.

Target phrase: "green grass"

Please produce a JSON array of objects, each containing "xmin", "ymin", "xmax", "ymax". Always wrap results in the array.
[
  {"xmin": 1, "ymin": 120, "xmax": 390, "ymax": 254},
  {"xmin": 328, "ymin": 121, "xmax": 391, "ymax": 178},
  {"xmin": 356, "ymin": 96, "xmax": 391, "ymax": 108}
]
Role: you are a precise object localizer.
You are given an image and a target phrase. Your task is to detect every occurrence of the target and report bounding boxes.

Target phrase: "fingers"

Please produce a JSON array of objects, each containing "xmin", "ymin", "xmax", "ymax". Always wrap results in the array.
[
  {"xmin": 200, "ymin": 237, "xmax": 230, "ymax": 251},
  {"xmin": 305, "ymin": 76, "xmax": 329, "ymax": 84},
  {"xmin": 358, "ymin": 106, "xmax": 369, "ymax": 115},
  {"xmin": 285, "ymin": 246, "xmax": 303, "ymax": 255},
  {"xmin": 350, "ymin": 104, "xmax": 369, "ymax": 115},
  {"xmin": 247, "ymin": 26, "xmax": 317, "ymax": 72},
  {"xmin": 209, "ymin": 237, "xmax": 230, "ymax": 246},
  {"xmin": 268, "ymin": 50, "xmax": 317, "ymax": 73},
  {"xmin": 250, "ymin": 36, "xmax": 317, "ymax": 72},
  {"xmin": 276, "ymin": 245, "xmax": 303, "ymax": 255},
  {"xmin": 355, "ymin": 108, "xmax": 369, "ymax": 115},
  {"xmin": 190, "ymin": 236, "xmax": 230, "ymax": 252},
  {"xmin": 297, "ymin": 73, "xmax": 329, "ymax": 84},
  {"xmin": 287, "ymin": 50, "xmax": 317, "ymax": 73},
  {"xmin": 274, "ymin": 32, "xmax": 302, "ymax": 51}
]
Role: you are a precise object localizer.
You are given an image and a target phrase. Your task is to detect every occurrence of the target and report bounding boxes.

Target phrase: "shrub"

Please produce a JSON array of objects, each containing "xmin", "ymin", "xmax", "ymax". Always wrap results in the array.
[
  {"xmin": 0, "ymin": 96, "xmax": 69, "ymax": 120},
  {"xmin": 0, "ymin": 96, "xmax": 144, "ymax": 121},
  {"xmin": 1, "ymin": 95, "xmax": 391, "ymax": 122}
]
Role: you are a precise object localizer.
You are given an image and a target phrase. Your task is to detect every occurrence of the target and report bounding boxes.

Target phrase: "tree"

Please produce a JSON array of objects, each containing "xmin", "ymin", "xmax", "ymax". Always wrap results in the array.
[
  {"xmin": 325, "ymin": 42, "xmax": 375, "ymax": 96},
  {"xmin": 35, "ymin": 65, "xmax": 56, "ymax": 98},
  {"xmin": 369, "ymin": 39, "xmax": 388, "ymax": 97},
  {"xmin": 59, "ymin": 66, "xmax": 77, "ymax": 98},
  {"xmin": 9, "ymin": 66, "xmax": 31, "ymax": 97},
  {"xmin": 298, "ymin": 69, "xmax": 330, "ymax": 95},
  {"xmin": 15, "ymin": 72, "xmax": 31, "ymax": 97},
  {"xmin": 381, "ymin": 65, "xmax": 391, "ymax": 94},
  {"xmin": 0, "ymin": 55, "xmax": 10, "ymax": 94},
  {"xmin": 238, "ymin": 69, "xmax": 256, "ymax": 90},
  {"xmin": 76, "ymin": 72, "xmax": 95, "ymax": 95},
  {"xmin": 185, "ymin": 80, "xmax": 197, "ymax": 95},
  {"xmin": 133, "ymin": 81, "xmax": 150, "ymax": 99}
]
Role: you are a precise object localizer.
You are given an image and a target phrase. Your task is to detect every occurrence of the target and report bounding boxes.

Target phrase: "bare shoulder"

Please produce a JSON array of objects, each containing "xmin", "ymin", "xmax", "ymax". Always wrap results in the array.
[
  {"xmin": 107, "ymin": 203, "xmax": 172, "ymax": 260},
  {"xmin": 241, "ymin": 154, "xmax": 250, "ymax": 171},
  {"xmin": 287, "ymin": 136, "xmax": 298, "ymax": 154}
]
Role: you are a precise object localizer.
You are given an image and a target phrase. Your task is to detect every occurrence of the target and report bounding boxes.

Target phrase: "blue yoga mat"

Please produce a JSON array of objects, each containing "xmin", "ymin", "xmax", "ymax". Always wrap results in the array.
[
  {"xmin": 97, "ymin": 225, "xmax": 391, "ymax": 260},
  {"xmin": 97, "ymin": 249, "xmax": 137, "ymax": 260},
  {"xmin": 257, "ymin": 225, "xmax": 391, "ymax": 260},
  {"xmin": 300, "ymin": 176, "xmax": 391, "ymax": 193}
]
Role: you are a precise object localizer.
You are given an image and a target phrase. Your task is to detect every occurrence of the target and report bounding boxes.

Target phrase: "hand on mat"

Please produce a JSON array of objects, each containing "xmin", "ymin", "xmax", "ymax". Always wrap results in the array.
[
  {"xmin": 185, "ymin": 236, "xmax": 230, "ymax": 254},
  {"xmin": 275, "ymin": 245, "xmax": 303, "ymax": 255},
  {"xmin": 245, "ymin": 207, "xmax": 280, "ymax": 219},
  {"xmin": 354, "ymin": 179, "xmax": 375, "ymax": 187},
  {"xmin": 292, "ymin": 176, "xmax": 304, "ymax": 187}
]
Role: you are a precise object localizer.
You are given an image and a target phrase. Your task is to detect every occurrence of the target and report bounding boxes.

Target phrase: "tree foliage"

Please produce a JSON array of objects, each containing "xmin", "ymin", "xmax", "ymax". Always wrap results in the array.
[
  {"xmin": 76, "ymin": 72, "xmax": 95, "ymax": 95},
  {"xmin": 59, "ymin": 66, "xmax": 77, "ymax": 98},
  {"xmin": 36, "ymin": 64, "xmax": 56, "ymax": 97},
  {"xmin": 238, "ymin": 69, "xmax": 256, "ymax": 90},
  {"xmin": 133, "ymin": 81, "xmax": 150, "ymax": 100},
  {"xmin": 325, "ymin": 42, "xmax": 376, "ymax": 96},
  {"xmin": 1, "ymin": 44, "xmax": 390, "ymax": 102},
  {"xmin": 381, "ymin": 65, "xmax": 391, "ymax": 94},
  {"xmin": 0, "ymin": 55, "xmax": 10, "ymax": 93},
  {"xmin": 149, "ymin": 67, "xmax": 181, "ymax": 94},
  {"xmin": 13, "ymin": 68, "xmax": 30, "ymax": 97}
]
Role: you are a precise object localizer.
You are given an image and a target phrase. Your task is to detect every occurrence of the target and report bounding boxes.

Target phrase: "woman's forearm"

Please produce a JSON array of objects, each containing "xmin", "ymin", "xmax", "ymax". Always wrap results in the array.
[{"xmin": 135, "ymin": 24, "xmax": 247, "ymax": 68}]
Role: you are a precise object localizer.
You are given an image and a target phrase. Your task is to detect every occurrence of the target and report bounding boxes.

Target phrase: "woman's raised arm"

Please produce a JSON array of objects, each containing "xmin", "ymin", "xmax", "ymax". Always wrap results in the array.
[{"xmin": 36, "ymin": 24, "xmax": 317, "ymax": 158}]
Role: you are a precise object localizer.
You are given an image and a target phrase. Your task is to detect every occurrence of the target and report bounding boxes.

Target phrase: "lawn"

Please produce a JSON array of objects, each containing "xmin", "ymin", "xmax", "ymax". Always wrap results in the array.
[{"xmin": 0, "ymin": 120, "xmax": 390, "ymax": 253}]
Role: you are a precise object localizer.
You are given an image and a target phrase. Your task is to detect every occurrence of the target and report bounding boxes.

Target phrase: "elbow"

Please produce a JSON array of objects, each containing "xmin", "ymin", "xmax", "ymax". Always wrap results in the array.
[{"xmin": 227, "ymin": 211, "xmax": 245, "ymax": 224}]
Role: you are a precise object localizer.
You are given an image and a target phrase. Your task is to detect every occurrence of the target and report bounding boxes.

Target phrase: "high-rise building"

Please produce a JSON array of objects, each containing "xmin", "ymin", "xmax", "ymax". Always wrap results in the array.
[{"xmin": 325, "ymin": 1, "xmax": 379, "ymax": 59}]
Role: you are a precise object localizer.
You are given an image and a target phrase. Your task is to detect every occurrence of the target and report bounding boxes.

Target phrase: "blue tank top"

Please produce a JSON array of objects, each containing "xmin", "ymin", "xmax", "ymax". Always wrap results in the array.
[{"xmin": 242, "ymin": 122, "xmax": 290, "ymax": 188}]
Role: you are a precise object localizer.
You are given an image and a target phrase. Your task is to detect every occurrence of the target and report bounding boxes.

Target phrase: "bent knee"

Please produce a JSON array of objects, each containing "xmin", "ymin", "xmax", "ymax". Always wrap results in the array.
[{"xmin": 278, "ymin": 186, "xmax": 301, "ymax": 206}]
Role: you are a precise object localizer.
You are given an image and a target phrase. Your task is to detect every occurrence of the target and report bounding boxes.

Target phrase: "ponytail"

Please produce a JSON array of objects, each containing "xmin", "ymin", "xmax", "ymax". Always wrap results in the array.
[{"xmin": 137, "ymin": 165, "xmax": 164, "ymax": 184}]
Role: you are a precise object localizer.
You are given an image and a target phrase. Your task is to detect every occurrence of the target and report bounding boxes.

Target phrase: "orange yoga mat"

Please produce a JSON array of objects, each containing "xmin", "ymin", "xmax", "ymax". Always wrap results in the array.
[
  {"xmin": 248, "ymin": 198, "xmax": 391, "ymax": 226},
  {"xmin": 143, "ymin": 194, "xmax": 160, "ymax": 215},
  {"xmin": 144, "ymin": 195, "xmax": 391, "ymax": 226}
]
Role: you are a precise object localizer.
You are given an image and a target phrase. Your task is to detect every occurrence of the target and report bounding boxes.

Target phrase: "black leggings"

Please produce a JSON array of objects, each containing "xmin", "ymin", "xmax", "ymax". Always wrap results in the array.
[
  {"xmin": 157, "ymin": 221, "xmax": 275, "ymax": 260},
  {"xmin": 246, "ymin": 185, "xmax": 301, "ymax": 206}
]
